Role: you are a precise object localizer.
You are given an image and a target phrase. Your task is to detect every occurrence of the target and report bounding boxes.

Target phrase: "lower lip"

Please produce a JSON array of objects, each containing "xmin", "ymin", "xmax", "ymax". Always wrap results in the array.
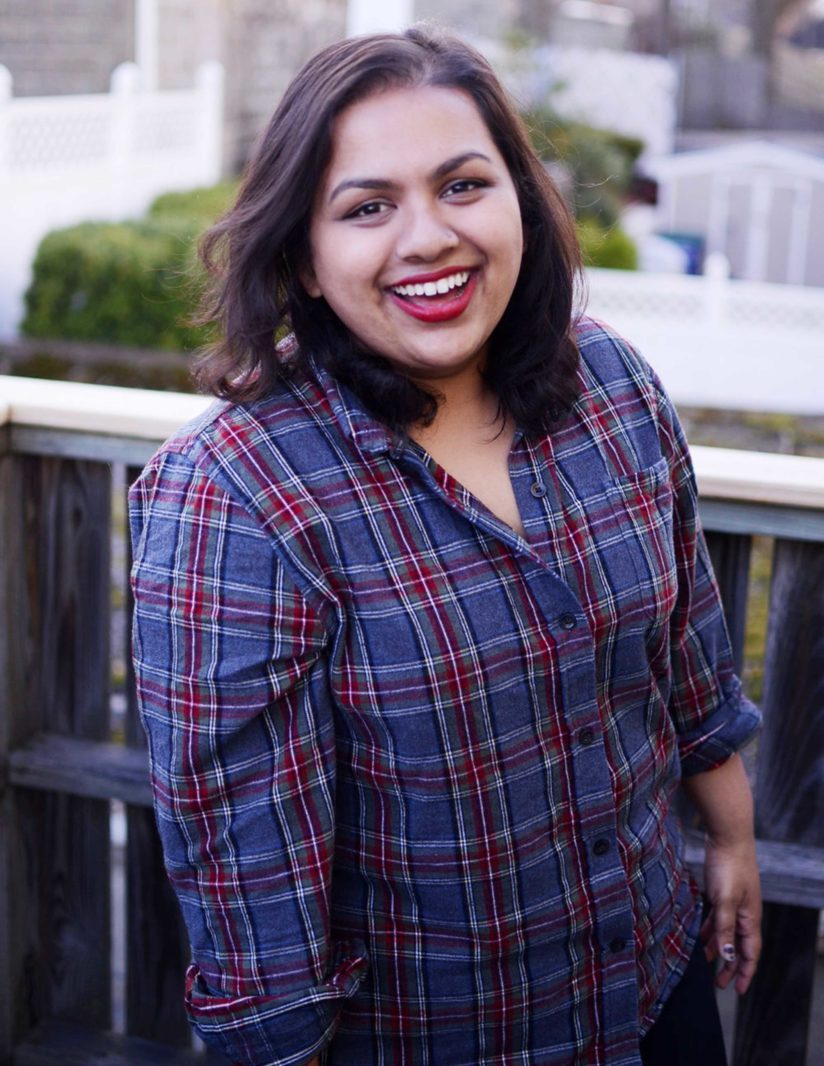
[{"xmin": 387, "ymin": 273, "xmax": 478, "ymax": 323}]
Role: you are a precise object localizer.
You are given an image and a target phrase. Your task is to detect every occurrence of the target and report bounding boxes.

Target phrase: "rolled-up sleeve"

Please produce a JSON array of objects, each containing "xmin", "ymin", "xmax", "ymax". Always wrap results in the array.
[
  {"xmin": 129, "ymin": 449, "xmax": 368, "ymax": 1065},
  {"xmin": 653, "ymin": 380, "xmax": 761, "ymax": 776}
]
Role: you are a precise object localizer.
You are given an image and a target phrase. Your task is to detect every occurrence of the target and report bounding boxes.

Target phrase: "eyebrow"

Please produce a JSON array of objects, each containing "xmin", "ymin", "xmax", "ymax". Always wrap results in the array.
[{"xmin": 328, "ymin": 151, "xmax": 493, "ymax": 203}]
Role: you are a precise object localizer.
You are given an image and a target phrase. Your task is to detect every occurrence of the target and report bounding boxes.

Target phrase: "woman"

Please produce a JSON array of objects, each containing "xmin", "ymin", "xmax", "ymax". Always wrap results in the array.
[{"xmin": 130, "ymin": 26, "xmax": 761, "ymax": 1066}]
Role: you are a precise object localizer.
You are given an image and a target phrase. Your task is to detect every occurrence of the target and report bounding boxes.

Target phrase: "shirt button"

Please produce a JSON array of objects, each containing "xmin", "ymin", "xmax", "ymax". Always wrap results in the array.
[
  {"xmin": 593, "ymin": 838, "xmax": 610, "ymax": 856},
  {"xmin": 530, "ymin": 481, "xmax": 547, "ymax": 498},
  {"xmin": 578, "ymin": 727, "xmax": 596, "ymax": 746},
  {"xmin": 558, "ymin": 613, "xmax": 577, "ymax": 631},
  {"xmin": 609, "ymin": 937, "xmax": 627, "ymax": 954}
]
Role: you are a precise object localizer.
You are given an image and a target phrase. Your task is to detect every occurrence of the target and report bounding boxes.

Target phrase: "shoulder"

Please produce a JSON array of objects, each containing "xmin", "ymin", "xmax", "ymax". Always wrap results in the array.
[
  {"xmin": 135, "ymin": 371, "xmax": 337, "ymax": 509},
  {"xmin": 573, "ymin": 314, "xmax": 663, "ymax": 403},
  {"xmin": 128, "ymin": 373, "xmax": 346, "ymax": 611},
  {"xmin": 545, "ymin": 315, "xmax": 683, "ymax": 479}
]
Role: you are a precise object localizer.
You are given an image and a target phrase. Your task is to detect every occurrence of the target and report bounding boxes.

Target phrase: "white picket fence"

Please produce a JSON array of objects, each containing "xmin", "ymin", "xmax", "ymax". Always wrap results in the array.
[
  {"xmin": 0, "ymin": 60, "xmax": 224, "ymax": 340},
  {"xmin": 585, "ymin": 256, "xmax": 824, "ymax": 415}
]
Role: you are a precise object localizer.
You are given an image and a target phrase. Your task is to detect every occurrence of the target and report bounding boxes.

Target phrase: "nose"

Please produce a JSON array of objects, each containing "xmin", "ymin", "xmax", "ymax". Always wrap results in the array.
[{"xmin": 395, "ymin": 199, "xmax": 459, "ymax": 261}]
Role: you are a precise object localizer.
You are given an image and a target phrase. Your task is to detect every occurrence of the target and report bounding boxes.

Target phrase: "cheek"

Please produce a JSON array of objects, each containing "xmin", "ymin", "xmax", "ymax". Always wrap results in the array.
[
  {"xmin": 491, "ymin": 208, "xmax": 525, "ymax": 292},
  {"xmin": 313, "ymin": 235, "xmax": 385, "ymax": 301}
]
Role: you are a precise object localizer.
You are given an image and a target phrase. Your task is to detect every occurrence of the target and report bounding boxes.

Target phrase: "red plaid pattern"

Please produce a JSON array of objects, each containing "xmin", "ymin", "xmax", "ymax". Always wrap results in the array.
[{"xmin": 130, "ymin": 318, "xmax": 759, "ymax": 1065}]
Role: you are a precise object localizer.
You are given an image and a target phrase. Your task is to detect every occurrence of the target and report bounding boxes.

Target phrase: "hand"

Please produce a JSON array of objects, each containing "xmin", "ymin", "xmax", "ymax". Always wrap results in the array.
[{"xmin": 700, "ymin": 835, "xmax": 762, "ymax": 995}]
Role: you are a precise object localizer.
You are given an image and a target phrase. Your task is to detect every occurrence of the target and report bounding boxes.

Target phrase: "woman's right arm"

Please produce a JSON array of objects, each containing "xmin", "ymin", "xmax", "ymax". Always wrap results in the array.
[{"xmin": 130, "ymin": 450, "xmax": 367, "ymax": 1066}]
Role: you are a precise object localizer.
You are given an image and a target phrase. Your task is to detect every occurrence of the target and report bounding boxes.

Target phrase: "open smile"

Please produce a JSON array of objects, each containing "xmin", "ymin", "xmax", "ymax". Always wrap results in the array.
[{"xmin": 386, "ymin": 268, "xmax": 478, "ymax": 323}]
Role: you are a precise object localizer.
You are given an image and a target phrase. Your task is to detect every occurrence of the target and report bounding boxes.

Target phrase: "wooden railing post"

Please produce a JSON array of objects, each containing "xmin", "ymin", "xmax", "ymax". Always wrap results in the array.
[
  {"xmin": 0, "ymin": 448, "xmax": 113, "ymax": 1054},
  {"xmin": 0, "ymin": 432, "xmax": 31, "ymax": 1061},
  {"xmin": 733, "ymin": 537, "xmax": 824, "ymax": 1065},
  {"xmin": 704, "ymin": 530, "xmax": 752, "ymax": 674}
]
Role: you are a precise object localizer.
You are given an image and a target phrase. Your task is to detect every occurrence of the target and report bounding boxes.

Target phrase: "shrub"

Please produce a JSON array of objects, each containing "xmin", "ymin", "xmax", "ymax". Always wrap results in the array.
[
  {"xmin": 21, "ymin": 182, "xmax": 239, "ymax": 351},
  {"xmin": 524, "ymin": 107, "xmax": 643, "ymax": 230},
  {"xmin": 576, "ymin": 218, "xmax": 638, "ymax": 271},
  {"xmin": 22, "ymin": 217, "xmax": 210, "ymax": 350},
  {"xmin": 148, "ymin": 181, "xmax": 238, "ymax": 225}
]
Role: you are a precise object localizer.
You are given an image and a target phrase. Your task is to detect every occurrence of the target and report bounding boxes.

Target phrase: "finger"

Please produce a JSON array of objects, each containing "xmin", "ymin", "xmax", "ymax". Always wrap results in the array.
[
  {"xmin": 733, "ymin": 916, "xmax": 762, "ymax": 996},
  {"xmin": 714, "ymin": 941, "xmax": 738, "ymax": 990},
  {"xmin": 710, "ymin": 902, "xmax": 739, "ymax": 987}
]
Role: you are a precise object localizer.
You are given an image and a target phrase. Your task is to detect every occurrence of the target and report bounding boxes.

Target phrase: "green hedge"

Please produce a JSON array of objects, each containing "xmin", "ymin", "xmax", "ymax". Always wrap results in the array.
[
  {"xmin": 576, "ymin": 218, "xmax": 638, "ymax": 271},
  {"xmin": 22, "ymin": 219, "xmax": 207, "ymax": 350},
  {"xmin": 524, "ymin": 107, "xmax": 643, "ymax": 227},
  {"xmin": 524, "ymin": 107, "xmax": 640, "ymax": 268},
  {"xmin": 148, "ymin": 181, "xmax": 237, "ymax": 225},
  {"xmin": 21, "ymin": 182, "xmax": 238, "ymax": 351}
]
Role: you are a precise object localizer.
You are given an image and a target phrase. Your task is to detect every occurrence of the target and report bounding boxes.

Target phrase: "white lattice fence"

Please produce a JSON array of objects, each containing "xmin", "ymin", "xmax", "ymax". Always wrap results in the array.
[
  {"xmin": 0, "ymin": 60, "xmax": 224, "ymax": 340},
  {"xmin": 584, "ymin": 259, "xmax": 824, "ymax": 414}
]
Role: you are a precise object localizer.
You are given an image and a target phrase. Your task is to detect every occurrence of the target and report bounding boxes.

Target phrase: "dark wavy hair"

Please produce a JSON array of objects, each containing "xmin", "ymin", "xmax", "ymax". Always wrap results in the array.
[{"xmin": 197, "ymin": 25, "xmax": 581, "ymax": 436}]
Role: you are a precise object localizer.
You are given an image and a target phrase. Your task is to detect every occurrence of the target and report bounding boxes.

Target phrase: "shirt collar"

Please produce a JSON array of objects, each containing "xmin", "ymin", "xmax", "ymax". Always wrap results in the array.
[{"xmin": 307, "ymin": 355, "xmax": 405, "ymax": 459}]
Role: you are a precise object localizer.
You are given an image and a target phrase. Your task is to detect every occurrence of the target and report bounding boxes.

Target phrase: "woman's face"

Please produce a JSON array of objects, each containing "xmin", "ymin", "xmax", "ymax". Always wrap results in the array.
[{"xmin": 304, "ymin": 85, "xmax": 524, "ymax": 386}]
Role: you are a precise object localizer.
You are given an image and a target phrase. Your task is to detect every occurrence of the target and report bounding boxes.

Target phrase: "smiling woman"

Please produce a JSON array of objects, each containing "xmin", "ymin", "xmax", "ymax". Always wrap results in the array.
[
  {"xmin": 129, "ymin": 25, "xmax": 761, "ymax": 1066},
  {"xmin": 302, "ymin": 86, "xmax": 523, "ymax": 387}
]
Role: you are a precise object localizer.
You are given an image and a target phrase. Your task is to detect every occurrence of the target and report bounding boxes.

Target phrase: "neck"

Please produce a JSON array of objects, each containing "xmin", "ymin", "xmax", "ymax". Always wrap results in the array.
[{"xmin": 411, "ymin": 375, "xmax": 507, "ymax": 452}]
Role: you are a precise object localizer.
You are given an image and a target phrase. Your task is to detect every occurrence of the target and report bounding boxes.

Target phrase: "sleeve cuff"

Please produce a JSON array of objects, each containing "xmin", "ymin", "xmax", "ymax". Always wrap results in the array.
[
  {"xmin": 185, "ymin": 942, "xmax": 368, "ymax": 1066},
  {"xmin": 678, "ymin": 680, "xmax": 761, "ymax": 776}
]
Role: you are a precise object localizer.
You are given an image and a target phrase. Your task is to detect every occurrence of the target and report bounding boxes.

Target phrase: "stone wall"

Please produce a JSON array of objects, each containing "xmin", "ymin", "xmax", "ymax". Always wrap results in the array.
[
  {"xmin": 0, "ymin": 0, "xmax": 134, "ymax": 96},
  {"xmin": 152, "ymin": 0, "xmax": 347, "ymax": 170},
  {"xmin": 222, "ymin": 0, "xmax": 347, "ymax": 170},
  {"xmin": 156, "ymin": 0, "xmax": 222, "ymax": 90}
]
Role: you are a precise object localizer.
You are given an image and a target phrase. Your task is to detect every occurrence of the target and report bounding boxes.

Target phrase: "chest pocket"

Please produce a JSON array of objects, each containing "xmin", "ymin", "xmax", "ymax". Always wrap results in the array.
[{"xmin": 604, "ymin": 456, "xmax": 678, "ymax": 625}]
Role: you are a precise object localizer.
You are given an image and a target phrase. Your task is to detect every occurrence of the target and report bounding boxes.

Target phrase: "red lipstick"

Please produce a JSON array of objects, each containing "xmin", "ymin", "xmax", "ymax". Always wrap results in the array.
[{"xmin": 386, "ymin": 270, "xmax": 477, "ymax": 323}]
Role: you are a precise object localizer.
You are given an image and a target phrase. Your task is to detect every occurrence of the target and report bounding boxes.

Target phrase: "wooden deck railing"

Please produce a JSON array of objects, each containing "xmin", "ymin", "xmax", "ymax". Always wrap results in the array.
[{"xmin": 1, "ymin": 375, "xmax": 823, "ymax": 1066}]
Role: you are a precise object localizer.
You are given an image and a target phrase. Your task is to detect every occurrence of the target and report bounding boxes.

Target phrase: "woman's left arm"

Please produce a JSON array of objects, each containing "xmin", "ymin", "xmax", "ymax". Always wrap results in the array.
[{"xmin": 682, "ymin": 753, "xmax": 762, "ymax": 994}]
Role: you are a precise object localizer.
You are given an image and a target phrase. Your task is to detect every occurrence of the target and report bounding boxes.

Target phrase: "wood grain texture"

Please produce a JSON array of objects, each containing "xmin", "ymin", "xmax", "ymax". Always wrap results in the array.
[
  {"xmin": 700, "ymin": 498, "xmax": 824, "ymax": 543},
  {"xmin": 757, "ymin": 539, "xmax": 824, "ymax": 847},
  {"xmin": 734, "ymin": 538, "xmax": 824, "ymax": 1066},
  {"xmin": 8, "ymin": 733, "xmax": 151, "ymax": 805},
  {"xmin": 705, "ymin": 530, "xmax": 752, "ymax": 674},
  {"xmin": 0, "ymin": 448, "xmax": 33, "ymax": 1058},
  {"xmin": 11, "ymin": 425, "xmax": 157, "ymax": 467},
  {"xmin": 1, "ymin": 456, "xmax": 113, "ymax": 1050}
]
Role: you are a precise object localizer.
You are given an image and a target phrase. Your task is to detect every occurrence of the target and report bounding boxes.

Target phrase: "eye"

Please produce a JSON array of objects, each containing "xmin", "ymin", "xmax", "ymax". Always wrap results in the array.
[
  {"xmin": 443, "ymin": 178, "xmax": 486, "ymax": 198},
  {"xmin": 343, "ymin": 200, "xmax": 391, "ymax": 220}
]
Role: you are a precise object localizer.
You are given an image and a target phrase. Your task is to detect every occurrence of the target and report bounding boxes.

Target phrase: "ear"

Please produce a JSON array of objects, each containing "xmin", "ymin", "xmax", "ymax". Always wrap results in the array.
[{"xmin": 298, "ymin": 261, "xmax": 322, "ymax": 298}]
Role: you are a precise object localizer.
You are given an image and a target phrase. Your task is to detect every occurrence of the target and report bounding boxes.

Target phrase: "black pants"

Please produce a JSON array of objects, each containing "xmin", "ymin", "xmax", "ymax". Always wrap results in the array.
[{"xmin": 640, "ymin": 937, "xmax": 728, "ymax": 1066}]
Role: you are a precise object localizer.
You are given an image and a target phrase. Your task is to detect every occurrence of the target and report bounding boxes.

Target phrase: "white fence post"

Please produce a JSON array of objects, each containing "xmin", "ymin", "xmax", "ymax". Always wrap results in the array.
[
  {"xmin": 110, "ymin": 62, "xmax": 140, "ymax": 216},
  {"xmin": 704, "ymin": 252, "xmax": 731, "ymax": 328},
  {"xmin": 196, "ymin": 60, "xmax": 225, "ymax": 186},
  {"xmin": 0, "ymin": 66, "xmax": 11, "ymax": 179},
  {"xmin": 135, "ymin": 0, "xmax": 160, "ymax": 92}
]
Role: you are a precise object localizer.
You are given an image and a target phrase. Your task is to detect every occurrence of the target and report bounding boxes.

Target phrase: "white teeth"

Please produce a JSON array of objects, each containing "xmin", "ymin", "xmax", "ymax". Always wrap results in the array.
[{"xmin": 391, "ymin": 270, "xmax": 470, "ymax": 298}]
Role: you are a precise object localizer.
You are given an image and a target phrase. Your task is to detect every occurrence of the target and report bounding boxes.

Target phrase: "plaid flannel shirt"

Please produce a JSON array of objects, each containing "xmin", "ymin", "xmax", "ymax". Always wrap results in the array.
[{"xmin": 130, "ymin": 317, "xmax": 759, "ymax": 1066}]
